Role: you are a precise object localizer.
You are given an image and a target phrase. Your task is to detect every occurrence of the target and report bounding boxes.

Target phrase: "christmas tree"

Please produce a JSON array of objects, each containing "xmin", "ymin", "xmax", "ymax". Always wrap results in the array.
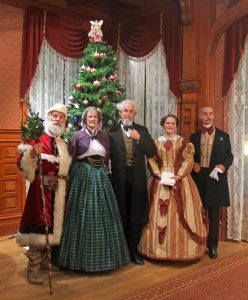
[{"xmin": 65, "ymin": 20, "xmax": 126, "ymax": 141}]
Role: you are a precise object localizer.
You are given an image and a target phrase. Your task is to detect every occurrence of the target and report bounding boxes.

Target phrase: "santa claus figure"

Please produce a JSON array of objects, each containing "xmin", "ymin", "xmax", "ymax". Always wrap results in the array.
[{"xmin": 16, "ymin": 103, "xmax": 71, "ymax": 285}]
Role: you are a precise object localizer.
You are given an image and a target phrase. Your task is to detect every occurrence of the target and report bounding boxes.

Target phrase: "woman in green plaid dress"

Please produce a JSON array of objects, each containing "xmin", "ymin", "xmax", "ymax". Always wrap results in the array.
[{"xmin": 57, "ymin": 107, "xmax": 130, "ymax": 272}]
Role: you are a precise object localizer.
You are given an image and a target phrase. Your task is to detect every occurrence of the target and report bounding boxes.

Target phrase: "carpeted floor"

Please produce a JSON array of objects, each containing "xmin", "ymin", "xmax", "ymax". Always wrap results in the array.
[{"xmin": 124, "ymin": 248, "xmax": 248, "ymax": 299}]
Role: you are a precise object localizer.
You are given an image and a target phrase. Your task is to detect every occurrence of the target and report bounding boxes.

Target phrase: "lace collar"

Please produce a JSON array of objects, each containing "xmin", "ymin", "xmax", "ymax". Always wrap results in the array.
[{"xmin": 158, "ymin": 135, "xmax": 180, "ymax": 142}]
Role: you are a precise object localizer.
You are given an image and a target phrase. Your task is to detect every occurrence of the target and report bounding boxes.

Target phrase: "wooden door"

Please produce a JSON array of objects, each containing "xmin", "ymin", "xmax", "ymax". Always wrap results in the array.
[{"xmin": 0, "ymin": 129, "xmax": 25, "ymax": 235}]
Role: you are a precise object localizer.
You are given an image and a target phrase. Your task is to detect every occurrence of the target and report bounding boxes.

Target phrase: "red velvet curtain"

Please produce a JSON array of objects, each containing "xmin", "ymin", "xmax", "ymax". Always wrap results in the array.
[
  {"xmin": 45, "ymin": 12, "xmax": 90, "ymax": 57},
  {"xmin": 222, "ymin": 0, "xmax": 248, "ymax": 96},
  {"xmin": 20, "ymin": 7, "xmax": 44, "ymax": 100},
  {"xmin": 162, "ymin": 3, "xmax": 182, "ymax": 99},
  {"xmin": 20, "ymin": 7, "xmax": 120, "ymax": 99},
  {"xmin": 120, "ymin": 12, "xmax": 161, "ymax": 57},
  {"xmin": 20, "ymin": 3, "xmax": 182, "ymax": 100},
  {"xmin": 119, "ymin": 2, "xmax": 182, "ymax": 98},
  {"xmin": 102, "ymin": 22, "xmax": 119, "ymax": 51}
]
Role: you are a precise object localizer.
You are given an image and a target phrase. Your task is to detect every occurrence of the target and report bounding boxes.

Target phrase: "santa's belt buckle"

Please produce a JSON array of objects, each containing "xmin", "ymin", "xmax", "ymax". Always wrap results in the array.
[{"xmin": 42, "ymin": 175, "xmax": 58, "ymax": 191}]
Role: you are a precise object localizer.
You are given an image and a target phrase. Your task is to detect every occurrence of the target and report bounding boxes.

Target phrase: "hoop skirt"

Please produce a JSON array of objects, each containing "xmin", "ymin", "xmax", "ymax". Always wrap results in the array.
[
  {"xmin": 139, "ymin": 136, "xmax": 207, "ymax": 261},
  {"xmin": 57, "ymin": 161, "xmax": 130, "ymax": 272}
]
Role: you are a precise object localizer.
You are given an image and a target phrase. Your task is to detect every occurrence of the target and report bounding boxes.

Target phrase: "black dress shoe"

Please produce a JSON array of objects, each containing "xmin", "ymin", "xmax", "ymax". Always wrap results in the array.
[
  {"xmin": 131, "ymin": 252, "xmax": 144, "ymax": 265},
  {"xmin": 208, "ymin": 247, "xmax": 218, "ymax": 259}
]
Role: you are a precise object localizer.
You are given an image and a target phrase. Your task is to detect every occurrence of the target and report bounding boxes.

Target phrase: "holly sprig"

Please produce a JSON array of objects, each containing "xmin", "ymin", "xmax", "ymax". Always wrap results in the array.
[{"xmin": 21, "ymin": 101, "xmax": 44, "ymax": 142}]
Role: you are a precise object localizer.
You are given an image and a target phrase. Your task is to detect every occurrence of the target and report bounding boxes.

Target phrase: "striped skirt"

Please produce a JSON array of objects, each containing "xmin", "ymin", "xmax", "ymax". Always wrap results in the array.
[
  {"xmin": 57, "ymin": 161, "xmax": 130, "ymax": 272},
  {"xmin": 139, "ymin": 174, "xmax": 207, "ymax": 261}
]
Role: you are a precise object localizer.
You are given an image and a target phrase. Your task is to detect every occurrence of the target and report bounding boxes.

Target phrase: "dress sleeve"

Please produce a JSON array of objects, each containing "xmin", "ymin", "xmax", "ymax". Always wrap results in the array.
[
  {"xmin": 177, "ymin": 142, "xmax": 195, "ymax": 178},
  {"xmin": 148, "ymin": 139, "xmax": 161, "ymax": 176},
  {"xmin": 68, "ymin": 134, "xmax": 78, "ymax": 162}
]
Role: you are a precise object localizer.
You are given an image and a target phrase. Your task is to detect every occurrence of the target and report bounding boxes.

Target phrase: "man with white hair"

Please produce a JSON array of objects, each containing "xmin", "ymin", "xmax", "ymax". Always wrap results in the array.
[
  {"xmin": 16, "ymin": 103, "xmax": 71, "ymax": 284},
  {"xmin": 109, "ymin": 99, "xmax": 156, "ymax": 265}
]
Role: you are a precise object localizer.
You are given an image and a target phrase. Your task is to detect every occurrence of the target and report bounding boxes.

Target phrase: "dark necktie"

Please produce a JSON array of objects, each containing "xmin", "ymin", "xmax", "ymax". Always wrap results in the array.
[
  {"xmin": 87, "ymin": 129, "xmax": 97, "ymax": 140},
  {"xmin": 164, "ymin": 140, "xmax": 173, "ymax": 151},
  {"xmin": 201, "ymin": 125, "xmax": 214, "ymax": 135},
  {"xmin": 123, "ymin": 125, "xmax": 133, "ymax": 132}
]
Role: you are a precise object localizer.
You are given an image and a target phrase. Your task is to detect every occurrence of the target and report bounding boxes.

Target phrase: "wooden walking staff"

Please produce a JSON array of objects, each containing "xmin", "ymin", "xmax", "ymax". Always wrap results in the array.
[
  {"xmin": 20, "ymin": 100, "xmax": 53, "ymax": 293},
  {"xmin": 38, "ymin": 155, "xmax": 53, "ymax": 295}
]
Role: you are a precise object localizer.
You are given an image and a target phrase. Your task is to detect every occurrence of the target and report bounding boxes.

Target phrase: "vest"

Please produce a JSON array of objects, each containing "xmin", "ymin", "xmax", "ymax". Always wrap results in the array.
[
  {"xmin": 122, "ymin": 131, "xmax": 133, "ymax": 166},
  {"xmin": 200, "ymin": 131, "xmax": 215, "ymax": 167}
]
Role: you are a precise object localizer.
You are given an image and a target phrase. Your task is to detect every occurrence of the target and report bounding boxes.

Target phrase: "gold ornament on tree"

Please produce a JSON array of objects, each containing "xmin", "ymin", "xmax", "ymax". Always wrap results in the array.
[
  {"xmin": 93, "ymin": 80, "xmax": 101, "ymax": 88},
  {"xmin": 115, "ymin": 90, "xmax": 122, "ymax": 97},
  {"xmin": 101, "ymin": 94, "xmax": 108, "ymax": 101},
  {"xmin": 93, "ymin": 49, "xmax": 100, "ymax": 59}
]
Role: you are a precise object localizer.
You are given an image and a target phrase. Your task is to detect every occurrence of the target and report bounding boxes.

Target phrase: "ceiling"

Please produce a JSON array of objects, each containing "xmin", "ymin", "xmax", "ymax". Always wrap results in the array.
[{"xmin": 0, "ymin": 0, "xmax": 176, "ymax": 22}]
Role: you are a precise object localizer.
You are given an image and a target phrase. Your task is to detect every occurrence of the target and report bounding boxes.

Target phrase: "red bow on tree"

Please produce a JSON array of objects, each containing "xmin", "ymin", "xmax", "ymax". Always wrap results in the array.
[{"xmin": 201, "ymin": 125, "xmax": 214, "ymax": 135}]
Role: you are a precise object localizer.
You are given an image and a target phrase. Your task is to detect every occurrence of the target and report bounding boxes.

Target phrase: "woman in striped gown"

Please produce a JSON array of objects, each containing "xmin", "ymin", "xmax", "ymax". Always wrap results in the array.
[{"xmin": 139, "ymin": 114, "xmax": 207, "ymax": 261}]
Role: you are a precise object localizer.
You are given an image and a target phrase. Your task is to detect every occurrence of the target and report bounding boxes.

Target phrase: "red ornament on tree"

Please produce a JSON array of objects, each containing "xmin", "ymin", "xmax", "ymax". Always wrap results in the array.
[
  {"xmin": 75, "ymin": 83, "xmax": 83, "ymax": 91},
  {"xmin": 100, "ymin": 52, "xmax": 106, "ymax": 58},
  {"xmin": 109, "ymin": 73, "xmax": 117, "ymax": 81}
]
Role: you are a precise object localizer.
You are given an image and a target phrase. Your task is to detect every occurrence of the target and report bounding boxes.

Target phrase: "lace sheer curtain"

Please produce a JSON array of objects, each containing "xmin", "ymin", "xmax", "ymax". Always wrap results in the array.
[
  {"xmin": 118, "ymin": 41, "xmax": 177, "ymax": 138},
  {"xmin": 28, "ymin": 40, "xmax": 80, "ymax": 119},
  {"xmin": 227, "ymin": 38, "xmax": 248, "ymax": 241}
]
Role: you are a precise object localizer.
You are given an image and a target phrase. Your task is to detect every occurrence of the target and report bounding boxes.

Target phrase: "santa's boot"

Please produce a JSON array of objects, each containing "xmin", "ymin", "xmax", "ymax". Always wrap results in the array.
[
  {"xmin": 26, "ymin": 247, "xmax": 44, "ymax": 285},
  {"xmin": 40, "ymin": 258, "xmax": 60, "ymax": 271},
  {"xmin": 40, "ymin": 249, "xmax": 60, "ymax": 271}
]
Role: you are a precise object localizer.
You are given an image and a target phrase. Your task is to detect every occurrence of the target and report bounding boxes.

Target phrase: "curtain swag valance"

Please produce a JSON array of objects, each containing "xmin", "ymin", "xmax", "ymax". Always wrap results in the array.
[{"xmin": 20, "ymin": 4, "xmax": 182, "ymax": 100}]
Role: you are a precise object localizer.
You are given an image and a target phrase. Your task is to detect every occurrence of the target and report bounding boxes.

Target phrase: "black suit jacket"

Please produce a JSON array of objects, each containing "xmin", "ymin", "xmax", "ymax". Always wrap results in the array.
[
  {"xmin": 109, "ymin": 123, "xmax": 156, "ymax": 224},
  {"xmin": 190, "ymin": 128, "xmax": 233, "ymax": 207}
]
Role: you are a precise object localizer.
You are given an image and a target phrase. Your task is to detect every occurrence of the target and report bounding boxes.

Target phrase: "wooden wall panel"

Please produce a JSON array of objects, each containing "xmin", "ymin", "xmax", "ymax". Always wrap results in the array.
[
  {"xmin": 180, "ymin": 79, "xmax": 200, "ymax": 139},
  {"xmin": 0, "ymin": 3, "xmax": 23, "ymax": 129},
  {"xmin": 180, "ymin": 0, "xmax": 229, "ymax": 241},
  {"xmin": 0, "ymin": 130, "xmax": 25, "ymax": 235}
]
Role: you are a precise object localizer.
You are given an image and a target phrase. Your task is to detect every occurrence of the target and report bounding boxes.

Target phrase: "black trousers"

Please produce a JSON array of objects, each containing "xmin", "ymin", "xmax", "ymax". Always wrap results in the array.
[
  {"xmin": 122, "ymin": 166, "xmax": 143, "ymax": 254},
  {"xmin": 194, "ymin": 167, "xmax": 220, "ymax": 249},
  {"xmin": 207, "ymin": 207, "xmax": 220, "ymax": 249}
]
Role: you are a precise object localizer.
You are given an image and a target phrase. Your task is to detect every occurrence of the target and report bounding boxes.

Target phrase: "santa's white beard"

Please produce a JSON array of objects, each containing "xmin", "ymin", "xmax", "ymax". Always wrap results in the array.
[{"xmin": 46, "ymin": 121, "xmax": 65, "ymax": 137}]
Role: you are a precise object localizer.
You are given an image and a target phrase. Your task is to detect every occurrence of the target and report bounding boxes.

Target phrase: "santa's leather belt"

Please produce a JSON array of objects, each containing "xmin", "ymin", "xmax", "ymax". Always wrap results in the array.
[
  {"xmin": 58, "ymin": 175, "xmax": 67, "ymax": 180},
  {"xmin": 36, "ymin": 172, "xmax": 67, "ymax": 180}
]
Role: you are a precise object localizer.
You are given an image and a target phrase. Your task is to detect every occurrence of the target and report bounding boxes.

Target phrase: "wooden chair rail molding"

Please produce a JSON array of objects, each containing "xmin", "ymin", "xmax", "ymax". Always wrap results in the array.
[
  {"xmin": 0, "ymin": 129, "xmax": 25, "ymax": 236},
  {"xmin": 0, "ymin": 129, "xmax": 22, "ymax": 141},
  {"xmin": 206, "ymin": 0, "xmax": 248, "ymax": 105}
]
